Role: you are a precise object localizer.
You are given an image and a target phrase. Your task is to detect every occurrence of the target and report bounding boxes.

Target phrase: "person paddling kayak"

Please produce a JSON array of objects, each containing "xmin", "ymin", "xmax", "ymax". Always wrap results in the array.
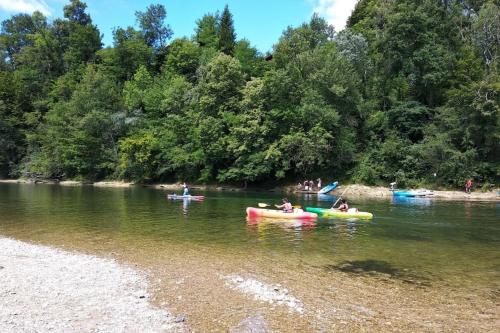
[
  {"xmin": 275, "ymin": 198, "xmax": 293, "ymax": 213},
  {"xmin": 182, "ymin": 183, "xmax": 189, "ymax": 196},
  {"xmin": 337, "ymin": 199, "xmax": 348, "ymax": 212},
  {"xmin": 333, "ymin": 199, "xmax": 359, "ymax": 213}
]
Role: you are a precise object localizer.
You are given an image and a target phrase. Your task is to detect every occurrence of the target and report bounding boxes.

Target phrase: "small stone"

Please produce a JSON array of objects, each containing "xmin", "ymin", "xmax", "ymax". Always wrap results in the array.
[
  {"xmin": 230, "ymin": 315, "xmax": 268, "ymax": 333},
  {"xmin": 174, "ymin": 315, "xmax": 187, "ymax": 323}
]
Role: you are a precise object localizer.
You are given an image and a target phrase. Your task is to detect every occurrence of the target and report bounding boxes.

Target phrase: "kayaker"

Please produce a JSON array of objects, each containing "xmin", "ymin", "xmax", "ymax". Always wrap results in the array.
[
  {"xmin": 183, "ymin": 183, "xmax": 189, "ymax": 196},
  {"xmin": 337, "ymin": 199, "xmax": 349, "ymax": 212},
  {"xmin": 275, "ymin": 198, "xmax": 293, "ymax": 213},
  {"xmin": 317, "ymin": 178, "xmax": 322, "ymax": 189}
]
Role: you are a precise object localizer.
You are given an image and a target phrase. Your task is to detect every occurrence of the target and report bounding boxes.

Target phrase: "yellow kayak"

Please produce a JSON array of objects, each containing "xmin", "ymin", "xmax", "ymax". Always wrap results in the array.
[{"xmin": 305, "ymin": 207, "xmax": 373, "ymax": 219}]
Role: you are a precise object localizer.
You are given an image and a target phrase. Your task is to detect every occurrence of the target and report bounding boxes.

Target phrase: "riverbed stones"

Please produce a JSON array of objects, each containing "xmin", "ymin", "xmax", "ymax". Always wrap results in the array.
[
  {"xmin": 230, "ymin": 315, "xmax": 269, "ymax": 333},
  {"xmin": 0, "ymin": 237, "xmax": 185, "ymax": 332},
  {"xmin": 221, "ymin": 274, "xmax": 304, "ymax": 314}
]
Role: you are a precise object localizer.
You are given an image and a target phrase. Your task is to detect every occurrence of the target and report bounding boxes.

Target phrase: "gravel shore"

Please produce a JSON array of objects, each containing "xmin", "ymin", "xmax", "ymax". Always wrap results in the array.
[{"xmin": 0, "ymin": 237, "xmax": 184, "ymax": 332}]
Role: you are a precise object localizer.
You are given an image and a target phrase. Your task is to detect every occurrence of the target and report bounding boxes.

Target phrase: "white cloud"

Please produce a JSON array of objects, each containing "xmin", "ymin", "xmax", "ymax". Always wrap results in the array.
[
  {"xmin": 312, "ymin": 0, "xmax": 358, "ymax": 31},
  {"xmin": 0, "ymin": 0, "xmax": 52, "ymax": 16}
]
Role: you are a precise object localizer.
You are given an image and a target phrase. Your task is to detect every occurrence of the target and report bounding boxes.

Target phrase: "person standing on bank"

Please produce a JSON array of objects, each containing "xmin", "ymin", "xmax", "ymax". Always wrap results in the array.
[{"xmin": 465, "ymin": 179, "xmax": 473, "ymax": 194}]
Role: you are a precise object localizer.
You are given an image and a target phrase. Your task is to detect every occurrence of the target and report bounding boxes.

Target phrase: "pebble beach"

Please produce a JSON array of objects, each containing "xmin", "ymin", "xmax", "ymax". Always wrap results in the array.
[{"xmin": 0, "ymin": 237, "xmax": 185, "ymax": 333}]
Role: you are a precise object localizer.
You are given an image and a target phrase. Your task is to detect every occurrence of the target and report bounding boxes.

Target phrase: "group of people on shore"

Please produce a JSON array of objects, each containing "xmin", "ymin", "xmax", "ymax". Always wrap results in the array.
[{"xmin": 296, "ymin": 178, "xmax": 322, "ymax": 191}]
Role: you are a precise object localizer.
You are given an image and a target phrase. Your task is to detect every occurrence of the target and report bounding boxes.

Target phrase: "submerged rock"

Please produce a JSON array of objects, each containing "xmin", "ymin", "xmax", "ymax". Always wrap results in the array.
[{"xmin": 230, "ymin": 315, "xmax": 268, "ymax": 333}]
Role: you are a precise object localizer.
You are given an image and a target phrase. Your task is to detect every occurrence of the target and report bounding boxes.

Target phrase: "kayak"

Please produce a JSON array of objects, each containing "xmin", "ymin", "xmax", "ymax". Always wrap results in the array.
[
  {"xmin": 393, "ymin": 190, "xmax": 434, "ymax": 197},
  {"xmin": 318, "ymin": 181, "xmax": 339, "ymax": 194},
  {"xmin": 305, "ymin": 207, "xmax": 373, "ymax": 219},
  {"xmin": 246, "ymin": 207, "xmax": 317, "ymax": 220},
  {"xmin": 246, "ymin": 216, "xmax": 316, "ymax": 227},
  {"xmin": 167, "ymin": 194, "xmax": 204, "ymax": 201}
]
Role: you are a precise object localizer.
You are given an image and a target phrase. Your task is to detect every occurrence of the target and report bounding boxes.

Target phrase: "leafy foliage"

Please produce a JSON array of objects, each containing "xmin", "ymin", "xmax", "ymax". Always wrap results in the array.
[{"xmin": 0, "ymin": 0, "xmax": 498, "ymax": 189}]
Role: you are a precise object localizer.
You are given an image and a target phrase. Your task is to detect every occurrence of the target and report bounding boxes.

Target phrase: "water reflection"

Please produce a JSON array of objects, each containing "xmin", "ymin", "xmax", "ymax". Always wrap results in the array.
[
  {"xmin": 391, "ymin": 196, "xmax": 432, "ymax": 206},
  {"xmin": 182, "ymin": 198, "xmax": 189, "ymax": 215},
  {"xmin": 464, "ymin": 201, "xmax": 472, "ymax": 219},
  {"xmin": 2, "ymin": 183, "xmax": 500, "ymax": 289},
  {"xmin": 296, "ymin": 193, "xmax": 337, "ymax": 204},
  {"xmin": 246, "ymin": 217, "xmax": 316, "ymax": 230}
]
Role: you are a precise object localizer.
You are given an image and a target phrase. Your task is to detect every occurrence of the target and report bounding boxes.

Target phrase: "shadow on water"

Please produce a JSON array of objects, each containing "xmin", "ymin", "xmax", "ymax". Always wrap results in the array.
[{"xmin": 325, "ymin": 259, "xmax": 433, "ymax": 287}]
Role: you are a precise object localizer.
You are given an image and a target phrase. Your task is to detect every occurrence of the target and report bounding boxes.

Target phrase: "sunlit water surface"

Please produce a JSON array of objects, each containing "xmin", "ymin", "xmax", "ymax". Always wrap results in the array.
[{"xmin": 0, "ymin": 183, "xmax": 499, "ymax": 289}]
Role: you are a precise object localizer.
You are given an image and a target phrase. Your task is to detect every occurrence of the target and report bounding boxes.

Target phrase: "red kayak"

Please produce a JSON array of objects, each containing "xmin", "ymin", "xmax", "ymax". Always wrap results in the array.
[{"xmin": 246, "ymin": 207, "xmax": 317, "ymax": 220}]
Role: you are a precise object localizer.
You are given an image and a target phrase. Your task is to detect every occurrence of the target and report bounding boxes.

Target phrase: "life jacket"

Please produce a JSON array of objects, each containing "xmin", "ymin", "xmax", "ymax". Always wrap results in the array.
[{"xmin": 284, "ymin": 202, "xmax": 293, "ymax": 212}]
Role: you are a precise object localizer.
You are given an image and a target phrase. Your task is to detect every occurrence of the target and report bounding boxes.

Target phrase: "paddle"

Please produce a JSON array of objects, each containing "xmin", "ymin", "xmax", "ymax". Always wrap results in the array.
[
  {"xmin": 258, "ymin": 203, "xmax": 302, "ymax": 209},
  {"xmin": 331, "ymin": 186, "xmax": 349, "ymax": 208}
]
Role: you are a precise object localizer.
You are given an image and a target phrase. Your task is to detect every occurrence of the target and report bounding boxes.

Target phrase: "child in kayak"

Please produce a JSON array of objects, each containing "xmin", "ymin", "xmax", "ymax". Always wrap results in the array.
[{"xmin": 275, "ymin": 198, "xmax": 293, "ymax": 213}]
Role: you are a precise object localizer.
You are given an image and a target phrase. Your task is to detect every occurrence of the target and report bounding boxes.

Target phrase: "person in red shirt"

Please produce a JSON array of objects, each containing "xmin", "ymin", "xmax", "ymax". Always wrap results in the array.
[{"xmin": 465, "ymin": 179, "xmax": 473, "ymax": 194}]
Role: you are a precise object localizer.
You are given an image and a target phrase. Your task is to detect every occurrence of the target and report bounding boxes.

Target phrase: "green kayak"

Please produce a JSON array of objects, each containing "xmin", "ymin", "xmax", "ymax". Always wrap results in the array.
[{"xmin": 305, "ymin": 207, "xmax": 373, "ymax": 219}]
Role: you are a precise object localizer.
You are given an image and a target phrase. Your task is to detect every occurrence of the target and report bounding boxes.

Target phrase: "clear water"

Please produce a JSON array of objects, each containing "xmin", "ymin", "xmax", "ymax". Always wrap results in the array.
[{"xmin": 0, "ymin": 183, "xmax": 499, "ymax": 289}]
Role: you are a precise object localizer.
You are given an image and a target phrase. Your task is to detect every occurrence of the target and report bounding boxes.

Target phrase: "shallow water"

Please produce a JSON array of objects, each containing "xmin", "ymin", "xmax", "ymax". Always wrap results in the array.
[
  {"xmin": 1, "ymin": 183, "xmax": 499, "ymax": 331},
  {"xmin": 1, "ymin": 183, "xmax": 498, "ymax": 288}
]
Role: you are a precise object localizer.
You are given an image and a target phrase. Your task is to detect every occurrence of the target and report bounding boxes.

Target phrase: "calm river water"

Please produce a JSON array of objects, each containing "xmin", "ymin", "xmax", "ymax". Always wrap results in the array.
[{"xmin": 1, "ymin": 183, "xmax": 499, "ymax": 331}]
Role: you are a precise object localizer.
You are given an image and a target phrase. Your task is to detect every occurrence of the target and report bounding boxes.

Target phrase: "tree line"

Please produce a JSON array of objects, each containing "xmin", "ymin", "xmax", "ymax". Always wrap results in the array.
[{"xmin": 0, "ymin": 0, "xmax": 498, "ymax": 188}]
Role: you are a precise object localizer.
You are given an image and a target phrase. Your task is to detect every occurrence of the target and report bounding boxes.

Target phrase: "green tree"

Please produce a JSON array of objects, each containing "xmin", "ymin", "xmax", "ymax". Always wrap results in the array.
[
  {"xmin": 135, "ymin": 4, "xmax": 173, "ymax": 49},
  {"xmin": 218, "ymin": 5, "xmax": 236, "ymax": 55},
  {"xmin": 163, "ymin": 38, "xmax": 200, "ymax": 80},
  {"xmin": 195, "ymin": 13, "xmax": 219, "ymax": 49},
  {"xmin": 63, "ymin": 0, "xmax": 91, "ymax": 25},
  {"xmin": 234, "ymin": 39, "xmax": 268, "ymax": 78},
  {"xmin": 0, "ymin": 11, "xmax": 47, "ymax": 67},
  {"xmin": 28, "ymin": 65, "xmax": 123, "ymax": 180}
]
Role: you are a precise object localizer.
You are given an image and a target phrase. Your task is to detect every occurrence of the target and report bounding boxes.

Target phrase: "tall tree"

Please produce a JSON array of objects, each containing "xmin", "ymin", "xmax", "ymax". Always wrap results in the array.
[
  {"xmin": 135, "ymin": 4, "xmax": 173, "ymax": 49},
  {"xmin": 63, "ymin": 0, "xmax": 91, "ymax": 25},
  {"xmin": 0, "ymin": 11, "xmax": 47, "ymax": 67},
  {"xmin": 218, "ymin": 5, "xmax": 236, "ymax": 55},
  {"xmin": 195, "ymin": 13, "xmax": 219, "ymax": 48}
]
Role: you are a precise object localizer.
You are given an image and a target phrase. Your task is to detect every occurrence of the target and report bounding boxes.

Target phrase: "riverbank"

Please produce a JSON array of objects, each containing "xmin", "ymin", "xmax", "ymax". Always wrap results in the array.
[
  {"xmin": 0, "ymin": 179, "xmax": 498, "ymax": 201},
  {"xmin": 0, "ymin": 237, "xmax": 185, "ymax": 332},
  {"xmin": 326, "ymin": 184, "xmax": 500, "ymax": 201}
]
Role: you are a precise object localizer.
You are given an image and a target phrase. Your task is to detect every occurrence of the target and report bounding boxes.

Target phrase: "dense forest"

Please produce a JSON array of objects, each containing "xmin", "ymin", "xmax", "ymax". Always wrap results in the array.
[{"xmin": 0, "ymin": 0, "xmax": 498, "ymax": 188}]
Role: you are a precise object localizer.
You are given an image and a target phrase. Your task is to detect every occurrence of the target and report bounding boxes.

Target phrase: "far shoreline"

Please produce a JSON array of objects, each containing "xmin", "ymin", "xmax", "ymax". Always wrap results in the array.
[{"xmin": 0, "ymin": 179, "xmax": 498, "ymax": 202}]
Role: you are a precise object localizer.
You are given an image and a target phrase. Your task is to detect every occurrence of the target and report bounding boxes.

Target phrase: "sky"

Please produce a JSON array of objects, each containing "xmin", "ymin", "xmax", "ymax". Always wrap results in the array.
[{"xmin": 0, "ymin": 0, "xmax": 358, "ymax": 52}]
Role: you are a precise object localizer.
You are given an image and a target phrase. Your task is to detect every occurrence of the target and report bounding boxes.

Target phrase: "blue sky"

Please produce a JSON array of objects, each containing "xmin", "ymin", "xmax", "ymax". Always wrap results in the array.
[{"xmin": 0, "ymin": 0, "xmax": 357, "ymax": 52}]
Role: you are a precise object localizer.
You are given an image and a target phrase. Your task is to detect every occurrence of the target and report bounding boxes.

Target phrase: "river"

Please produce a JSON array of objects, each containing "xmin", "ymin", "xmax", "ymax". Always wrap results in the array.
[{"xmin": 0, "ymin": 183, "xmax": 499, "ymax": 331}]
